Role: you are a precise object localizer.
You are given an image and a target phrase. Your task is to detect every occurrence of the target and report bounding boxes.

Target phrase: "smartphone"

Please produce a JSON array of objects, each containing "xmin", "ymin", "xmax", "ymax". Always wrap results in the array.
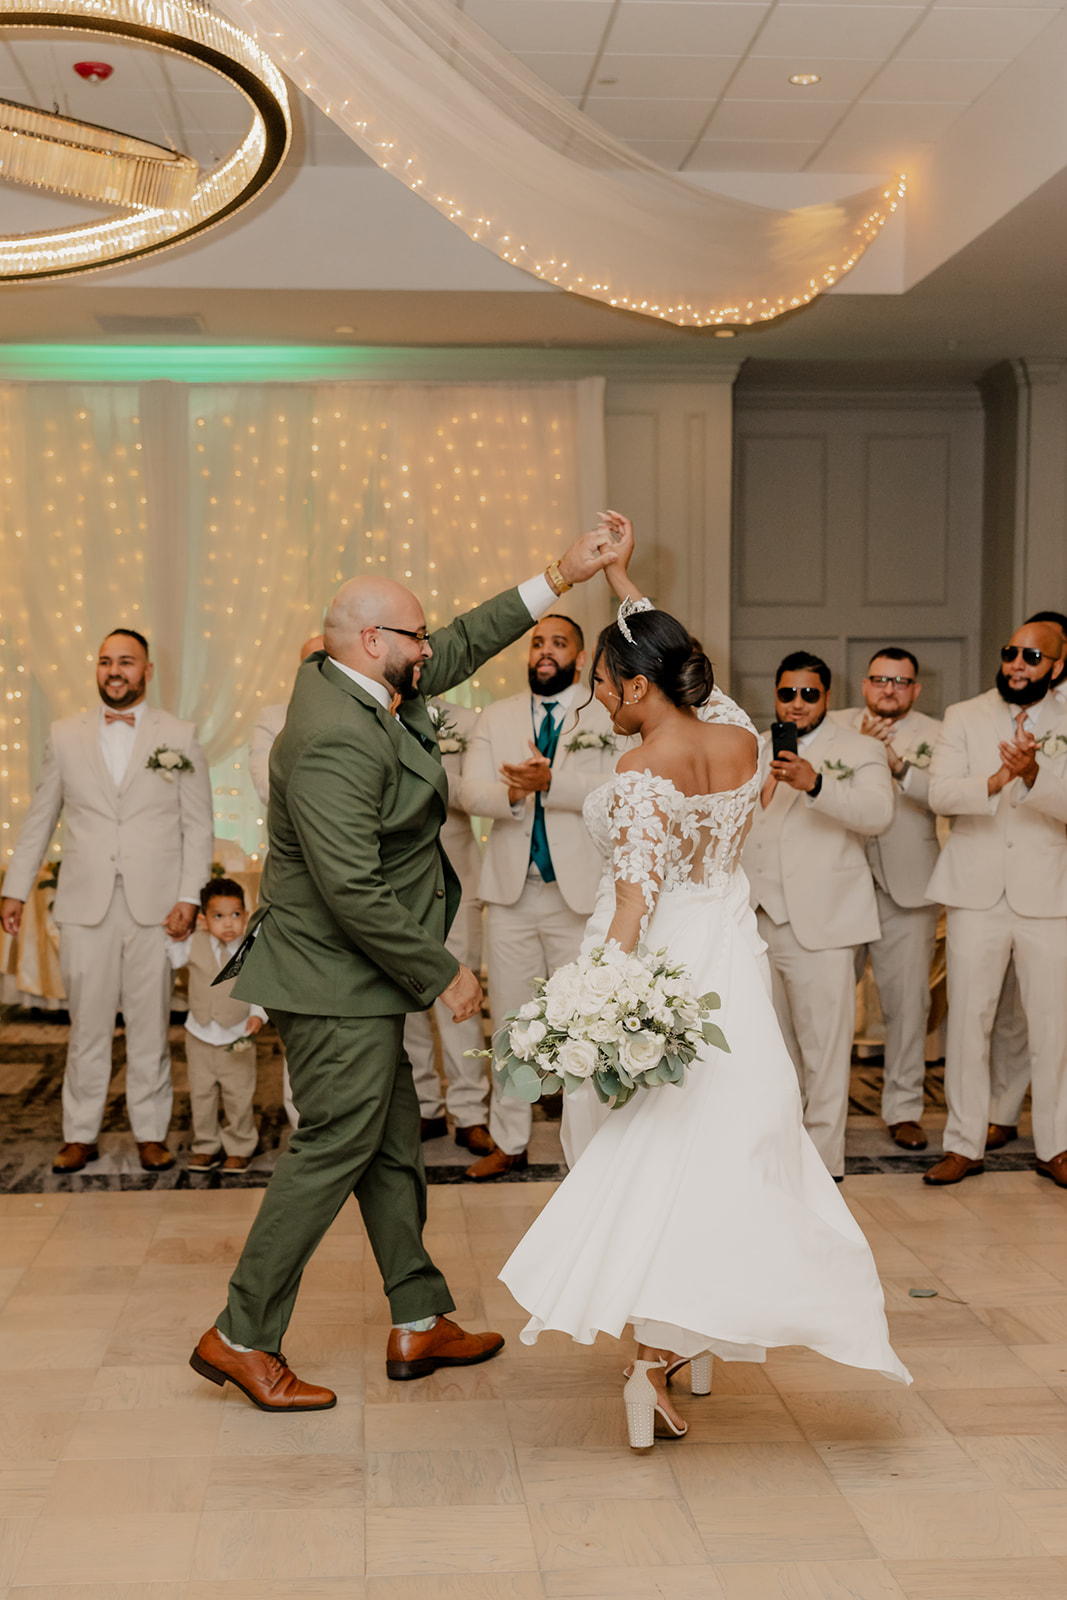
[{"xmin": 770, "ymin": 721, "xmax": 798, "ymax": 760}]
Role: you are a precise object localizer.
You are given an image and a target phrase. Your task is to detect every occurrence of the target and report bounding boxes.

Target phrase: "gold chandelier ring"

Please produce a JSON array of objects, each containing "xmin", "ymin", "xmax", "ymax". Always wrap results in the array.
[{"xmin": 0, "ymin": 0, "xmax": 291, "ymax": 281}]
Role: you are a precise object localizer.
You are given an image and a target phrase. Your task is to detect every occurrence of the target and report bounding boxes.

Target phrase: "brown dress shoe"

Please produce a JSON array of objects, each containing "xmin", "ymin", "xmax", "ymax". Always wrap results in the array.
[
  {"xmin": 454, "ymin": 1124, "xmax": 495, "ymax": 1155},
  {"xmin": 923, "ymin": 1151, "xmax": 984, "ymax": 1186},
  {"xmin": 1035, "ymin": 1151, "xmax": 1067, "ymax": 1188},
  {"xmin": 465, "ymin": 1146, "xmax": 528, "ymax": 1180},
  {"xmin": 52, "ymin": 1142, "xmax": 99, "ymax": 1174},
  {"xmin": 889, "ymin": 1121, "xmax": 928, "ymax": 1150},
  {"xmin": 986, "ymin": 1123, "xmax": 1018, "ymax": 1151},
  {"xmin": 386, "ymin": 1315, "xmax": 505, "ymax": 1381},
  {"xmin": 137, "ymin": 1141, "xmax": 175, "ymax": 1172},
  {"xmin": 190, "ymin": 1326, "xmax": 336, "ymax": 1411},
  {"xmin": 221, "ymin": 1154, "xmax": 250, "ymax": 1171},
  {"xmin": 420, "ymin": 1116, "xmax": 448, "ymax": 1141},
  {"xmin": 188, "ymin": 1151, "xmax": 222, "ymax": 1171}
]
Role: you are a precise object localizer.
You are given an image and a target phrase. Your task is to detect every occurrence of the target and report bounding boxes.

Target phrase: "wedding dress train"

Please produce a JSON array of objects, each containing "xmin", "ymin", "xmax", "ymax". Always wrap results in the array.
[{"xmin": 499, "ymin": 690, "xmax": 910, "ymax": 1385}]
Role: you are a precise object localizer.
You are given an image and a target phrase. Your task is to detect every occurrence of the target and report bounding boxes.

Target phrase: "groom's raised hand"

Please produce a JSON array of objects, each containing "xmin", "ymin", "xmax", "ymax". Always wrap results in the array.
[
  {"xmin": 439, "ymin": 963, "xmax": 484, "ymax": 1024},
  {"xmin": 555, "ymin": 527, "xmax": 622, "ymax": 589}
]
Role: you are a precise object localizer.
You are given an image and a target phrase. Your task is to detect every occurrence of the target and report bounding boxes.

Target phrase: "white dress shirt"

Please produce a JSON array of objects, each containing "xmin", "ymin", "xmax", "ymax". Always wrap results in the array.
[
  {"xmin": 167, "ymin": 932, "xmax": 268, "ymax": 1046},
  {"xmin": 99, "ymin": 699, "xmax": 146, "ymax": 786}
]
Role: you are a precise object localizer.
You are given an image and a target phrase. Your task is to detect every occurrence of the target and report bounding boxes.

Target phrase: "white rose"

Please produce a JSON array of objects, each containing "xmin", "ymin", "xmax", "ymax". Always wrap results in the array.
[
  {"xmin": 545, "ymin": 995, "xmax": 576, "ymax": 1029},
  {"xmin": 158, "ymin": 750, "xmax": 182, "ymax": 769},
  {"xmin": 518, "ymin": 1001, "xmax": 540, "ymax": 1020},
  {"xmin": 587, "ymin": 1016, "xmax": 624, "ymax": 1044},
  {"xmin": 619, "ymin": 1031, "xmax": 664, "ymax": 1075},
  {"xmin": 509, "ymin": 1025, "xmax": 535, "ymax": 1060},
  {"xmin": 557, "ymin": 1038, "xmax": 599, "ymax": 1079},
  {"xmin": 525, "ymin": 1019, "xmax": 547, "ymax": 1048},
  {"xmin": 578, "ymin": 965, "xmax": 619, "ymax": 1007},
  {"xmin": 439, "ymin": 736, "xmax": 462, "ymax": 753}
]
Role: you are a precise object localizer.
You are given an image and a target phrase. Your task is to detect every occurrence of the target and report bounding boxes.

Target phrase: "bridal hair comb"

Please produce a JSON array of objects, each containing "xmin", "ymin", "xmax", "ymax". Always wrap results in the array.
[{"xmin": 617, "ymin": 595, "xmax": 655, "ymax": 643}]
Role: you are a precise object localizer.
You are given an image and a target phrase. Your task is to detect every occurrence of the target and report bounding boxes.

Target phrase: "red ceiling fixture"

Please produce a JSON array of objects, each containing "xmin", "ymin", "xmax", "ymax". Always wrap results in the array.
[{"xmin": 73, "ymin": 61, "xmax": 113, "ymax": 83}]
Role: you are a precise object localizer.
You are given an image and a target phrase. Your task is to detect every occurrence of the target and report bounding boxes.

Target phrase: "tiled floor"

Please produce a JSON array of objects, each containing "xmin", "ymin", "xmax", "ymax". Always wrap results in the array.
[{"xmin": 0, "ymin": 1174, "xmax": 1066, "ymax": 1597}]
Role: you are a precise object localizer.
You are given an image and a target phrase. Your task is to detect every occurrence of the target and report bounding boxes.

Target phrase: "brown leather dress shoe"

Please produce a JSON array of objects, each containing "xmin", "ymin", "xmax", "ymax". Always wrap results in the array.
[
  {"xmin": 986, "ymin": 1123, "xmax": 1018, "ymax": 1151},
  {"xmin": 137, "ymin": 1141, "xmax": 175, "ymax": 1172},
  {"xmin": 454, "ymin": 1124, "xmax": 495, "ymax": 1155},
  {"xmin": 386, "ymin": 1315, "xmax": 505, "ymax": 1381},
  {"xmin": 465, "ymin": 1146, "xmax": 528, "ymax": 1180},
  {"xmin": 52, "ymin": 1142, "xmax": 99, "ymax": 1174},
  {"xmin": 923, "ymin": 1152, "xmax": 984, "ymax": 1186},
  {"xmin": 889, "ymin": 1121, "xmax": 928, "ymax": 1150},
  {"xmin": 188, "ymin": 1150, "xmax": 222, "ymax": 1171},
  {"xmin": 190, "ymin": 1326, "xmax": 336, "ymax": 1411},
  {"xmin": 221, "ymin": 1154, "xmax": 250, "ymax": 1171},
  {"xmin": 420, "ymin": 1116, "xmax": 448, "ymax": 1141},
  {"xmin": 1035, "ymin": 1151, "xmax": 1067, "ymax": 1189}
]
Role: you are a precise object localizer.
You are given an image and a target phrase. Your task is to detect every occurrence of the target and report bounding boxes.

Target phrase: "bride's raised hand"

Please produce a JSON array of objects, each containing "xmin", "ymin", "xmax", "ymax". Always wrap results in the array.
[{"xmin": 597, "ymin": 511, "xmax": 642, "ymax": 603}]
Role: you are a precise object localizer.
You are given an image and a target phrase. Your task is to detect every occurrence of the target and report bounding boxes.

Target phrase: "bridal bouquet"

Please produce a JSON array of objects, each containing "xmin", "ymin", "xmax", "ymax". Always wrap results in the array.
[{"xmin": 488, "ymin": 943, "xmax": 729, "ymax": 1111}]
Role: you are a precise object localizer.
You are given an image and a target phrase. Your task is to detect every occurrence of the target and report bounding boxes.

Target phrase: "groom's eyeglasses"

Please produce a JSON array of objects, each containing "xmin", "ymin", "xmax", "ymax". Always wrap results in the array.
[
  {"xmin": 1001, "ymin": 645, "xmax": 1055, "ymax": 666},
  {"xmin": 376, "ymin": 624, "xmax": 430, "ymax": 643},
  {"xmin": 776, "ymin": 686, "xmax": 823, "ymax": 704}
]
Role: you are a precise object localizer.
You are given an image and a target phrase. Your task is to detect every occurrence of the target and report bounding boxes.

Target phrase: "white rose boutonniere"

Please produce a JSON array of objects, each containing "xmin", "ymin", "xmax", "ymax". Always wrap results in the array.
[
  {"xmin": 428, "ymin": 703, "xmax": 468, "ymax": 754},
  {"xmin": 822, "ymin": 758, "xmax": 854, "ymax": 781},
  {"xmin": 910, "ymin": 742, "xmax": 933, "ymax": 769},
  {"xmin": 1037, "ymin": 732, "xmax": 1067, "ymax": 758},
  {"xmin": 147, "ymin": 746, "xmax": 194, "ymax": 783}
]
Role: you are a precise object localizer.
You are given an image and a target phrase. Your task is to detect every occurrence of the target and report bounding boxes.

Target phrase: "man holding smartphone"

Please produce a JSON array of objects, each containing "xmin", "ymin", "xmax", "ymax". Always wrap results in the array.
[{"xmin": 743, "ymin": 651, "xmax": 894, "ymax": 1177}]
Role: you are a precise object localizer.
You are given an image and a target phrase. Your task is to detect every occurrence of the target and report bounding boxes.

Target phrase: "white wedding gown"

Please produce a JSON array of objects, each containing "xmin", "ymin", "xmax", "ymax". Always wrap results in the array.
[{"xmin": 499, "ymin": 690, "xmax": 911, "ymax": 1384}]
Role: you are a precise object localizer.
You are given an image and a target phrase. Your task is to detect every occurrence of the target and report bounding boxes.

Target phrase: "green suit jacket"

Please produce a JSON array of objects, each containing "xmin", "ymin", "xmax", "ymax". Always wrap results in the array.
[{"xmin": 231, "ymin": 585, "xmax": 533, "ymax": 1018}]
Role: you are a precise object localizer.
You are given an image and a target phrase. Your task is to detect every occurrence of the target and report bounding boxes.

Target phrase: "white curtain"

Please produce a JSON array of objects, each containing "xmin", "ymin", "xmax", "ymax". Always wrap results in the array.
[
  {"xmin": 0, "ymin": 377, "xmax": 606, "ymax": 860},
  {"xmin": 214, "ymin": 0, "xmax": 903, "ymax": 328}
]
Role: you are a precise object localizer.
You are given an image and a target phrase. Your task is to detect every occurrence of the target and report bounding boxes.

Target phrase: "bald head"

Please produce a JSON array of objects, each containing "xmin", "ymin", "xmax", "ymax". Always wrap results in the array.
[{"xmin": 324, "ymin": 576, "xmax": 431, "ymax": 696}]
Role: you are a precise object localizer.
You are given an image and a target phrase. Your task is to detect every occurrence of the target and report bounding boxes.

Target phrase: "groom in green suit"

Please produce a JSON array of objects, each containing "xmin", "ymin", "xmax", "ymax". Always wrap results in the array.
[{"xmin": 191, "ymin": 532, "xmax": 617, "ymax": 1410}]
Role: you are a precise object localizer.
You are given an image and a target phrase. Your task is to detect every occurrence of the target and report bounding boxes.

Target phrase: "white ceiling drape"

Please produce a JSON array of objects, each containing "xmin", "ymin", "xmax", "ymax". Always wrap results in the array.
[{"xmin": 213, "ymin": 0, "xmax": 904, "ymax": 328}]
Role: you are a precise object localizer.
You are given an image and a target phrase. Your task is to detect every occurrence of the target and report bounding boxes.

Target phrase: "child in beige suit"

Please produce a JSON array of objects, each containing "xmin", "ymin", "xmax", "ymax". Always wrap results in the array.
[{"xmin": 168, "ymin": 877, "xmax": 266, "ymax": 1172}]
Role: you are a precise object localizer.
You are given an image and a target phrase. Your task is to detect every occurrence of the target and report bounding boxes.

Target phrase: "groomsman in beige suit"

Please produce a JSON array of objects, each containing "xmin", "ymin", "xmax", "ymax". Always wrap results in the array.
[
  {"xmin": 459, "ymin": 616, "xmax": 619, "ymax": 1177},
  {"xmin": 925, "ymin": 621, "xmax": 1067, "ymax": 1187},
  {"xmin": 0, "ymin": 629, "xmax": 213, "ymax": 1173},
  {"xmin": 832, "ymin": 648, "xmax": 942, "ymax": 1150},
  {"xmin": 403, "ymin": 697, "xmax": 492, "ymax": 1153},
  {"xmin": 744, "ymin": 651, "xmax": 894, "ymax": 1178}
]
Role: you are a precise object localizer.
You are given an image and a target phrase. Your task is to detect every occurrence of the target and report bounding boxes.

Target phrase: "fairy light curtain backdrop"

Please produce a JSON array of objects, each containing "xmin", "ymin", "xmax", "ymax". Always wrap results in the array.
[{"xmin": 0, "ymin": 377, "xmax": 606, "ymax": 862}]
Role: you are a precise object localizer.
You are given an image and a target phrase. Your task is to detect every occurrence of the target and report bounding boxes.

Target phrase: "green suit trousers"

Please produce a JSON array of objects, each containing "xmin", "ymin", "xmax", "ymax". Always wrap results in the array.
[{"xmin": 217, "ymin": 1010, "xmax": 454, "ymax": 1350}]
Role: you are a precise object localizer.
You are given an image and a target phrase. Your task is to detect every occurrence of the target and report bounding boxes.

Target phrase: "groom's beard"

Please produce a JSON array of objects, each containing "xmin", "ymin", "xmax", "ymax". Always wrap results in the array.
[
  {"xmin": 528, "ymin": 661, "xmax": 577, "ymax": 698},
  {"xmin": 996, "ymin": 666, "xmax": 1055, "ymax": 707},
  {"xmin": 384, "ymin": 655, "xmax": 421, "ymax": 702}
]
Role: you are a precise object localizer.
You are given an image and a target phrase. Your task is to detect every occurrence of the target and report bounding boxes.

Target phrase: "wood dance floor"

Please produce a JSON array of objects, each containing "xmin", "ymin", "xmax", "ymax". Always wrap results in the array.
[{"xmin": 1, "ymin": 1174, "xmax": 1066, "ymax": 1598}]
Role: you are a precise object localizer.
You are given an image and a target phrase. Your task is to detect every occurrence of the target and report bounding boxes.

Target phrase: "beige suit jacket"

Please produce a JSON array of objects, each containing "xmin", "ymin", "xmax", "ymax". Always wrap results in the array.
[
  {"xmin": 743, "ymin": 717, "xmax": 894, "ymax": 951},
  {"xmin": 460, "ymin": 691, "xmax": 620, "ymax": 915},
  {"xmin": 832, "ymin": 706, "xmax": 943, "ymax": 909},
  {"xmin": 3, "ymin": 707, "xmax": 213, "ymax": 927},
  {"xmin": 927, "ymin": 688, "xmax": 1067, "ymax": 916},
  {"xmin": 430, "ymin": 699, "xmax": 482, "ymax": 895},
  {"xmin": 248, "ymin": 701, "xmax": 287, "ymax": 807}
]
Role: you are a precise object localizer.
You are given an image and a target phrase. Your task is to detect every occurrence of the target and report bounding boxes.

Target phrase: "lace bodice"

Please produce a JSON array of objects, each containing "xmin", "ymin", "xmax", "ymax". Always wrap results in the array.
[{"xmin": 582, "ymin": 689, "xmax": 760, "ymax": 936}]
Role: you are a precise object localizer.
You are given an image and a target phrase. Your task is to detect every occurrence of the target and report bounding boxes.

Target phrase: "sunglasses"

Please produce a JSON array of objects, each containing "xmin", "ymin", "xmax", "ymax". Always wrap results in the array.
[
  {"xmin": 776, "ymin": 686, "xmax": 823, "ymax": 704},
  {"xmin": 868, "ymin": 675, "xmax": 915, "ymax": 688},
  {"xmin": 376, "ymin": 624, "xmax": 430, "ymax": 643},
  {"xmin": 1000, "ymin": 645, "xmax": 1055, "ymax": 667}
]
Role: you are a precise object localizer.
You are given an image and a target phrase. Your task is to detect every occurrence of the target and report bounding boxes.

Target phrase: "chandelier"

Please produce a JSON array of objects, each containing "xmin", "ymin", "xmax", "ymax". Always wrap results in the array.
[{"xmin": 0, "ymin": 1, "xmax": 291, "ymax": 280}]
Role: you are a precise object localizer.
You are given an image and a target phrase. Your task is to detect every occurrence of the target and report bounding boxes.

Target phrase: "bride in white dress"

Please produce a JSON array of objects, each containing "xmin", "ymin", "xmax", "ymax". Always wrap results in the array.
[{"xmin": 499, "ymin": 518, "xmax": 910, "ymax": 1448}]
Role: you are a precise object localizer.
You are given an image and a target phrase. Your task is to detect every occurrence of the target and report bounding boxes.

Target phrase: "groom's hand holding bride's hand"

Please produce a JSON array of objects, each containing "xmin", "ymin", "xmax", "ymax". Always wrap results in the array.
[
  {"xmin": 439, "ymin": 964, "xmax": 483, "ymax": 1023},
  {"xmin": 552, "ymin": 526, "xmax": 623, "ymax": 593}
]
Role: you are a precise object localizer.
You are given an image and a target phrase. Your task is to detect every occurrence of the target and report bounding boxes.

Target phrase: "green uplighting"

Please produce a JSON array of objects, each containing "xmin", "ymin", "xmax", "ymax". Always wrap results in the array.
[{"xmin": 0, "ymin": 344, "xmax": 388, "ymax": 382}]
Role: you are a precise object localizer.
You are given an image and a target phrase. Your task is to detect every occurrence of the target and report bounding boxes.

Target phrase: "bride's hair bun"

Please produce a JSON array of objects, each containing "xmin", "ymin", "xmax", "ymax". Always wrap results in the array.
[{"xmin": 593, "ymin": 608, "xmax": 714, "ymax": 709}]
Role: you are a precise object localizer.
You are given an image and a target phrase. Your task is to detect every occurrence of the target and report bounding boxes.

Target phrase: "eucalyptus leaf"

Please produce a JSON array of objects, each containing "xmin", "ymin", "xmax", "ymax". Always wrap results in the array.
[{"xmin": 703, "ymin": 1023, "xmax": 731, "ymax": 1053}]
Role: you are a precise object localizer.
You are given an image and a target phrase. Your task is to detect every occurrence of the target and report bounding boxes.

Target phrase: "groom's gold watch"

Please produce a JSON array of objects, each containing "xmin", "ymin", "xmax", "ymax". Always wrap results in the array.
[{"xmin": 545, "ymin": 559, "xmax": 572, "ymax": 595}]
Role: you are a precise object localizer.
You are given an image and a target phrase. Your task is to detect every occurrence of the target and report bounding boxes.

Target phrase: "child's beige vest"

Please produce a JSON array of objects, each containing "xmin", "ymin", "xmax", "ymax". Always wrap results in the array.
[{"xmin": 186, "ymin": 930, "xmax": 250, "ymax": 1030}]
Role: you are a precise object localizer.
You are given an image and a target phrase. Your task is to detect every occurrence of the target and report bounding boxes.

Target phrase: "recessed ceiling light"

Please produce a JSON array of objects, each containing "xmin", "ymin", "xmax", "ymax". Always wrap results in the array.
[
  {"xmin": 333, "ymin": 325, "xmax": 355, "ymax": 334},
  {"xmin": 789, "ymin": 73, "xmax": 821, "ymax": 87},
  {"xmin": 713, "ymin": 328, "xmax": 737, "ymax": 339}
]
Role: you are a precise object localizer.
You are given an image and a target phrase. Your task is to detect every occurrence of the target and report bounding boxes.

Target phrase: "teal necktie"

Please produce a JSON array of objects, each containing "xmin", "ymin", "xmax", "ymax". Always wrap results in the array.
[{"xmin": 529, "ymin": 699, "xmax": 560, "ymax": 882}]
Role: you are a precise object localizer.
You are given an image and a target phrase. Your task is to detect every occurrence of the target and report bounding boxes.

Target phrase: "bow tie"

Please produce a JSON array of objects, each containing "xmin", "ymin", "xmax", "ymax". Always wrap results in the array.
[{"xmin": 104, "ymin": 710, "xmax": 136, "ymax": 727}]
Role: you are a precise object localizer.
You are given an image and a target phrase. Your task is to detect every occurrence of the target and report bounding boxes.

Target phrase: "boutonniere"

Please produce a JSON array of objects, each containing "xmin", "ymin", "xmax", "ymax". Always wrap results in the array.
[
  {"xmin": 147, "ymin": 746, "xmax": 194, "ymax": 782},
  {"xmin": 428, "ymin": 704, "xmax": 468, "ymax": 753},
  {"xmin": 565, "ymin": 731, "xmax": 617, "ymax": 754},
  {"xmin": 823, "ymin": 758, "xmax": 854, "ymax": 781},
  {"xmin": 910, "ymin": 742, "xmax": 933, "ymax": 769},
  {"xmin": 1037, "ymin": 732, "xmax": 1067, "ymax": 757},
  {"xmin": 226, "ymin": 1036, "xmax": 255, "ymax": 1054}
]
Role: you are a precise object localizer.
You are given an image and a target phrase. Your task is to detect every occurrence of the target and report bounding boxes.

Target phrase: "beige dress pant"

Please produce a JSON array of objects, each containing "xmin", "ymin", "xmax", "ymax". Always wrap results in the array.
[
  {"xmin": 185, "ymin": 1033, "xmax": 259, "ymax": 1157},
  {"xmin": 944, "ymin": 898, "xmax": 1067, "ymax": 1161},
  {"xmin": 57, "ymin": 879, "xmax": 173, "ymax": 1144},
  {"xmin": 858, "ymin": 887, "xmax": 939, "ymax": 1127},
  {"xmin": 486, "ymin": 878, "xmax": 587, "ymax": 1155},
  {"xmin": 757, "ymin": 911, "xmax": 857, "ymax": 1177},
  {"xmin": 405, "ymin": 895, "xmax": 489, "ymax": 1128},
  {"xmin": 988, "ymin": 962, "xmax": 1031, "ymax": 1128}
]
